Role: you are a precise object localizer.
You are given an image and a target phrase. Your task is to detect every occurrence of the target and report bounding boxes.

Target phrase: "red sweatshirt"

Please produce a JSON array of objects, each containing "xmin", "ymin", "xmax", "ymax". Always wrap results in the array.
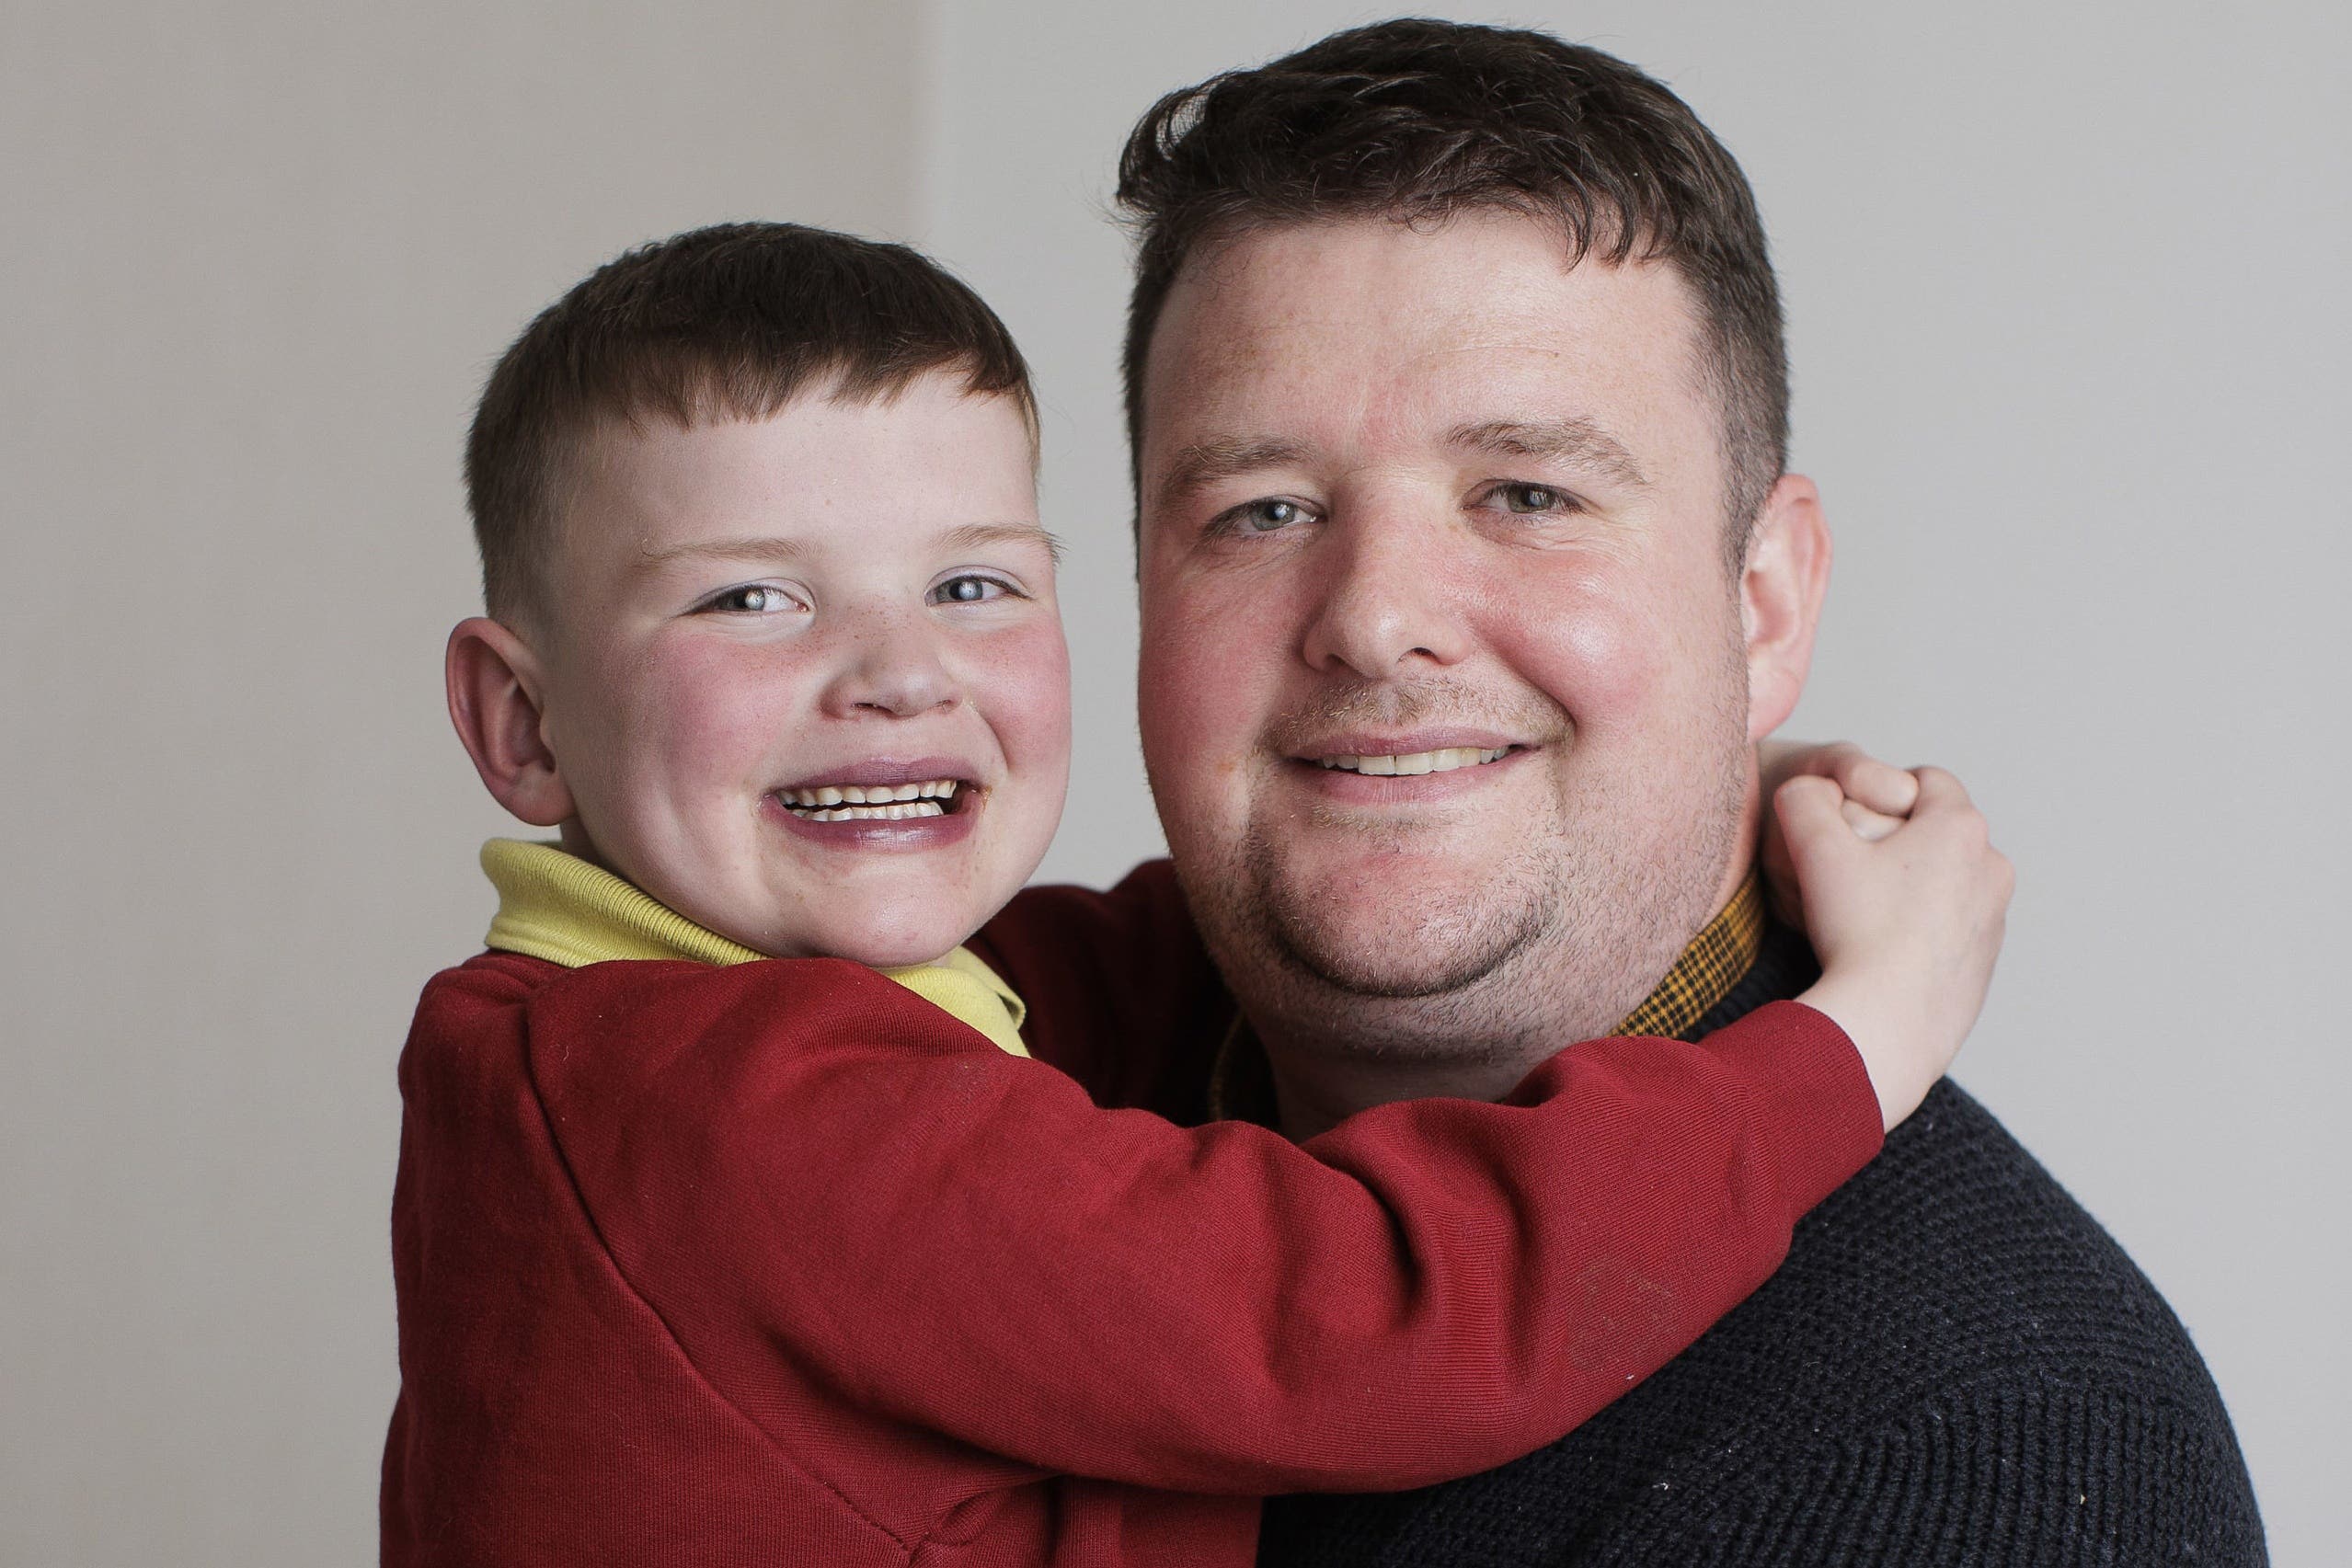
[{"xmin": 383, "ymin": 861, "xmax": 1880, "ymax": 1566}]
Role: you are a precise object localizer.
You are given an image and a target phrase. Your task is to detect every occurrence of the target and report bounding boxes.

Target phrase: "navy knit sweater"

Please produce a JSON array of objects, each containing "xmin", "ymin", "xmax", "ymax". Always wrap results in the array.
[{"xmin": 1258, "ymin": 923, "xmax": 2266, "ymax": 1565}]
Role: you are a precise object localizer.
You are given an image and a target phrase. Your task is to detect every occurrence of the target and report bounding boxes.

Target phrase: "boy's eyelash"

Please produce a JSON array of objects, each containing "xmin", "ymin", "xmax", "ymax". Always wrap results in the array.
[
  {"xmin": 932, "ymin": 573, "xmax": 1026, "ymax": 603},
  {"xmin": 700, "ymin": 584, "xmax": 806, "ymax": 613}
]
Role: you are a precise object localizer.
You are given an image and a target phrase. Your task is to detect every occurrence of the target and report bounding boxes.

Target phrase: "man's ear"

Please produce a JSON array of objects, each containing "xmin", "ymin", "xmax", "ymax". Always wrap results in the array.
[
  {"xmin": 446, "ymin": 616, "xmax": 575, "ymax": 827},
  {"xmin": 1739, "ymin": 474, "xmax": 1832, "ymax": 741}
]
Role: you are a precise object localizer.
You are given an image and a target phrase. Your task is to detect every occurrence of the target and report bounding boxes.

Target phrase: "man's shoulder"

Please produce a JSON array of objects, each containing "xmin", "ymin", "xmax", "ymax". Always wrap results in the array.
[
  {"xmin": 1260, "ymin": 1082, "xmax": 2265, "ymax": 1566},
  {"xmin": 1726, "ymin": 1081, "xmax": 2237, "ymax": 1435}
]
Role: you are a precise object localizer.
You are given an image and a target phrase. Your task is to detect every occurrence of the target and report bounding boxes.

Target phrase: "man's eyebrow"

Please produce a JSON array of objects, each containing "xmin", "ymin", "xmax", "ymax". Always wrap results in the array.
[
  {"xmin": 1153, "ymin": 438, "xmax": 1311, "ymax": 511},
  {"xmin": 1448, "ymin": 419, "xmax": 1650, "ymax": 489}
]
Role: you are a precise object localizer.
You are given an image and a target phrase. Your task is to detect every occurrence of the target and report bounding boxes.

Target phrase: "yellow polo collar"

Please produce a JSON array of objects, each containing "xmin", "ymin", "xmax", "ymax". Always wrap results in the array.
[{"xmin": 478, "ymin": 839, "xmax": 1028, "ymax": 1058}]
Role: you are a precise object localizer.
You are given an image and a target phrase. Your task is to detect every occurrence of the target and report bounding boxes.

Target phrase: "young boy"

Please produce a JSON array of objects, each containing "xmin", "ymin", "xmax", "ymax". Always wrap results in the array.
[{"xmin": 386, "ymin": 223, "xmax": 2012, "ymax": 1565}]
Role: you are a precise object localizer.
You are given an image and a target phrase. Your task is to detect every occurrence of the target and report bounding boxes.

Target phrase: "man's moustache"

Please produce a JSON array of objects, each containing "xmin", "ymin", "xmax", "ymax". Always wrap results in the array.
[{"xmin": 1263, "ymin": 677, "xmax": 1570, "ymax": 752}]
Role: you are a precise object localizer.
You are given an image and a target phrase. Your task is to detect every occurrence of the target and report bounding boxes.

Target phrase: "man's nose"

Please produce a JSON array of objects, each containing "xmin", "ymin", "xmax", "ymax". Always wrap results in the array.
[
  {"xmin": 819, "ymin": 608, "xmax": 960, "ymax": 718},
  {"xmin": 1297, "ymin": 512, "xmax": 1470, "ymax": 677}
]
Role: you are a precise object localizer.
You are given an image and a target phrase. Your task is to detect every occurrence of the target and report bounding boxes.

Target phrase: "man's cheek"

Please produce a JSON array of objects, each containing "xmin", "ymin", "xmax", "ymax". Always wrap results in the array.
[
  {"xmin": 1142, "ymin": 624, "xmax": 1256, "ymax": 758},
  {"xmin": 1509, "ymin": 606, "xmax": 1661, "ymax": 727}
]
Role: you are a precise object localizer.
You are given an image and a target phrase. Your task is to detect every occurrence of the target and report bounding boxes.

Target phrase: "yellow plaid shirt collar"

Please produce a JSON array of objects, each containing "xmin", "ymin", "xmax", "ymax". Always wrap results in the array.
[
  {"xmin": 1208, "ymin": 870, "xmax": 1766, "ymax": 1126},
  {"xmin": 1612, "ymin": 870, "xmax": 1766, "ymax": 1039}
]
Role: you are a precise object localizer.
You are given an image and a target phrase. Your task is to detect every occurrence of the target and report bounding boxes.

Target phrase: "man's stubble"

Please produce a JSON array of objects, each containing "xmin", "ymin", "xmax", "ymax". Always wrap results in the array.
[{"xmin": 1182, "ymin": 647, "xmax": 1752, "ymax": 1073}]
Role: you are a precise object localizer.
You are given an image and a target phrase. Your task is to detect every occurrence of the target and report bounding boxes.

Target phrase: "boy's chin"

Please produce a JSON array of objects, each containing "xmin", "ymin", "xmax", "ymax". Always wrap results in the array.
[
  {"xmin": 816, "ymin": 933, "xmax": 969, "ymax": 970},
  {"xmin": 766, "ymin": 901, "xmax": 992, "ymax": 971}
]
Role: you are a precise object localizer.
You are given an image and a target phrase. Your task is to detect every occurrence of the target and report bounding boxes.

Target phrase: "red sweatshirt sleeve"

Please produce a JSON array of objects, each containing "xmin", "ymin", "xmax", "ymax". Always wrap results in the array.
[
  {"xmin": 522, "ymin": 952, "xmax": 1879, "ymax": 1496},
  {"xmin": 968, "ymin": 861, "xmax": 1233, "ymax": 1114}
]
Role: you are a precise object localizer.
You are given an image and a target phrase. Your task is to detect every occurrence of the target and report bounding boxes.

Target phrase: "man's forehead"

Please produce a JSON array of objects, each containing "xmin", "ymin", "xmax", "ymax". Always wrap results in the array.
[
  {"xmin": 1142, "ymin": 213, "xmax": 1707, "ymax": 446},
  {"xmin": 1165, "ymin": 211, "xmax": 1692, "ymax": 326},
  {"xmin": 1147, "ymin": 212, "xmax": 1703, "ymax": 385}
]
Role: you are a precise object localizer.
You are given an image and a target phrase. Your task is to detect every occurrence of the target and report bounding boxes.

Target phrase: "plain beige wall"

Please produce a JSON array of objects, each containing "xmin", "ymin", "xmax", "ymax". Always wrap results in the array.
[
  {"xmin": 1, "ymin": 3, "xmax": 929, "ymax": 1561},
  {"xmin": 6, "ymin": 2, "xmax": 2346, "ymax": 1563}
]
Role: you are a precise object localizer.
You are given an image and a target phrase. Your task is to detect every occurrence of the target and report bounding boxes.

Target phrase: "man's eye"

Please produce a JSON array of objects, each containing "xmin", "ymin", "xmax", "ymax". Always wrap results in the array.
[
  {"xmin": 705, "ymin": 584, "xmax": 804, "ymax": 614},
  {"xmin": 1493, "ymin": 483, "xmax": 1574, "ymax": 514},
  {"xmin": 1218, "ymin": 498, "xmax": 1315, "ymax": 535},
  {"xmin": 931, "ymin": 574, "xmax": 1014, "ymax": 605}
]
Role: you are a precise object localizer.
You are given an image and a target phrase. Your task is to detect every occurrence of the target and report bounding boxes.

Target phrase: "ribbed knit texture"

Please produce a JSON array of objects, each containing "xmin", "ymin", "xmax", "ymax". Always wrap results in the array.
[{"xmin": 1257, "ymin": 922, "xmax": 2266, "ymax": 1566}]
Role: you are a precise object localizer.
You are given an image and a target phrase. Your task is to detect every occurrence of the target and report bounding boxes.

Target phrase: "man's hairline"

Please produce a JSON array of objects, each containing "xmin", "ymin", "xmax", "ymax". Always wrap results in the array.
[{"xmin": 1124, "ymin": 211, "xmax": 1773, "ymax": 567}]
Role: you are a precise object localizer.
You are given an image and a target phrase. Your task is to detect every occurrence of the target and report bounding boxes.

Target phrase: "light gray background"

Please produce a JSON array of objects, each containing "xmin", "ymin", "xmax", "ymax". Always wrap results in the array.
[{"xmin": 4, "ymin": 3, "xmax": 2344, "ymax": 1562}]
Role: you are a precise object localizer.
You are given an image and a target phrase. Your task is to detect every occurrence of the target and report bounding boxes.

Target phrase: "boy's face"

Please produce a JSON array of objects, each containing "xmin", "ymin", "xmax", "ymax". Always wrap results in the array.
[{"xmin": 525, "ymin": 376, "xmax": 1068, "ymax": 967}]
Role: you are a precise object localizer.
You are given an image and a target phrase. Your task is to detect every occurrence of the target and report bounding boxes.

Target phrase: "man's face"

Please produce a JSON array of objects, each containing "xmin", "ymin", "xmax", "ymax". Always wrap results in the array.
[
  {"xmin": 526, "ymin": 377, "xmax": 1071, "ymax": 967},
  {"xmin": 1135, "ymin": 211, "xmax": 1775, "ymax": 1055}
]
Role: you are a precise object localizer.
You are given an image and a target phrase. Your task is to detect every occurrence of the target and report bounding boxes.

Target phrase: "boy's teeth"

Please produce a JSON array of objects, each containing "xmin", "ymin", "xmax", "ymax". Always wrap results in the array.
[
  {"xmin": 782, "ymin": 779, "xmax": 960, "ymax": 809},
  {"xmin": 801, "ymin": 800, "xmax": 948, "ymax": 822},
  {"xmin": 1316, "ymin": 747, "xmax": 1507, "ymax": 776}
]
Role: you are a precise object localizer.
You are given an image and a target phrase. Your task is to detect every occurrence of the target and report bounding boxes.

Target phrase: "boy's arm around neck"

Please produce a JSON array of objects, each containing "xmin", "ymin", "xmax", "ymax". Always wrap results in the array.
[
  {"xmin": 511, "ymin": 952, "xmax": 1879, "ymax": 1495},
  {"xmin": 968, "ymin": 859, "xmax": 1232, "ymax": 1113}
]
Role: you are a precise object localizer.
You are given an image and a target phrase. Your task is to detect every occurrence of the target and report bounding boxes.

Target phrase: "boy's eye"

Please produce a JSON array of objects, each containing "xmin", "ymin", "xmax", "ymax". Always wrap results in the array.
[
  {"xmin": 704, "ymin": 583, "xmax": 806, "ymax": 614},
  {"xmin": 930, "ymin": 574, "xmax": 1015, "ymax": 605}
]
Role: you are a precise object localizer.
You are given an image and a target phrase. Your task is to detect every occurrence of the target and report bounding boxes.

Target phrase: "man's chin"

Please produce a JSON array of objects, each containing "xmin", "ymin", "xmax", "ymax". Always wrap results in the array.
[{"xmin": 1258, "ymin": 875, "xmax": 1551, "ymax": 1001}]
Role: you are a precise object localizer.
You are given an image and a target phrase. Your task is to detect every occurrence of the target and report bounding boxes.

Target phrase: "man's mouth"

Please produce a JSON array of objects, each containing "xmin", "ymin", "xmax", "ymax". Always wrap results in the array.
[
  {"xmin": 774, "ymin": 779, "xmax": 966, "ymax": 823},
  {"xmin": 1311, "ymin": 746, "xmax": 1511, "ymax": 777}
]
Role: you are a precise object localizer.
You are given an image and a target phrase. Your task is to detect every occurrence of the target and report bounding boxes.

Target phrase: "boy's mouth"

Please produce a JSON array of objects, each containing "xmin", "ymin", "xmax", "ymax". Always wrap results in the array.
[{"xmin": 774, "ymin": 778, "xmax": 966, "ymax": 823}]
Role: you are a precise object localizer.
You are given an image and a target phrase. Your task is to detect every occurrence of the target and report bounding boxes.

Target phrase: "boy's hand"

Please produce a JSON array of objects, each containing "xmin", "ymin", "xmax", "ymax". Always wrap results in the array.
[
  {"xmin": 1759, "ymin": 739, "xmax": 1921, "ymax": 927},
  {"xmin": 1784, "ymin": 766, "xmax": 2014, "ymax": 1132}
]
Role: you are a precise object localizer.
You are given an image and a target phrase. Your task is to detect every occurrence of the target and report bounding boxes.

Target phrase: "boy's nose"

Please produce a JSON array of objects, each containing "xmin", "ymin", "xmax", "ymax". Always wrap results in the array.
[{"xmin": 820, "ymin": 621, "xmax": 960, "ymax": 718}]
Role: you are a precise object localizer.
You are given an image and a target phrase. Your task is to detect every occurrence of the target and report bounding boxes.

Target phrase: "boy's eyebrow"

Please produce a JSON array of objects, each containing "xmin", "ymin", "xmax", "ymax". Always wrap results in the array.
[
  {"xmin": 1446, "ymin": 418, "xmax": 1650, "ymax": 489},
  {"xmin": 938, "ymin": 521, "xmax": 1062, "ymax": 563},
  {"xmin": 637, "ymin": 536, "xmax": 809, "ymax": 568},
  {"xmin": 636, "ymin": 524, "xmax": 1061, "ymax": 568}
]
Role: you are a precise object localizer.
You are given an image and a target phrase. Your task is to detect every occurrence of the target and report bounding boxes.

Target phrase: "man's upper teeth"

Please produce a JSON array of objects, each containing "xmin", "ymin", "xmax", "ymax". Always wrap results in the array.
[
  {"xmin": 782, "ymin": 779, "xmax": 959, "ymax": 807},
  {"xmin": 1318, "ymin": 747, "xmax": 1507, "ymax": 776}
]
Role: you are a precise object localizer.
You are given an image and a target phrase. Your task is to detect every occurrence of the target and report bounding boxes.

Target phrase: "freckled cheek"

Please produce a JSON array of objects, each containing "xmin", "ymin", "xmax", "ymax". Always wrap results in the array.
[
  {"xmin": 972, "ymin": 621, "xmax": 1073, "ymax": 768},
  {"xmin": 621, "ymin": 648, "xmax": 814, "ymax": 795}
]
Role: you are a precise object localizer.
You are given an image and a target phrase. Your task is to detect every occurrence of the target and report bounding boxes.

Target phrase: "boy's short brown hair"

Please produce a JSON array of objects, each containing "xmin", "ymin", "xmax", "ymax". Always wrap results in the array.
[{"xmin": 466, "ymin": 222, "xmax": 1036, "ymax": 624}]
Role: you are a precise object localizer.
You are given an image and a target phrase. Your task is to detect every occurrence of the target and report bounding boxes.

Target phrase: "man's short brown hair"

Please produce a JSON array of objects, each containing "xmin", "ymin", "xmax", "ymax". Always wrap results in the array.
[
  {"xmin": 1116, "ymin": 18, "xmax": 1788, "ymax": 563},
  {"xmin": 465, "ymin": 222, "xmax": 1036, "ymax": 623}
]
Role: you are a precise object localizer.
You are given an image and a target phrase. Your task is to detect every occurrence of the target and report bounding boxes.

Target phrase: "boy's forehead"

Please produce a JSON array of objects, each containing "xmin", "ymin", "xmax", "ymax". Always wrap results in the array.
[
  {"xmin": 631, "ymin": 521, "xmax": 1059, "ymax": 570},
  {"xmin": 550, "ymin": 395, "xmax": 1045, "ymax": 577},
  {"xmin": 587, "ymin": 383, "xmax": 1033, "ymax": 493}
]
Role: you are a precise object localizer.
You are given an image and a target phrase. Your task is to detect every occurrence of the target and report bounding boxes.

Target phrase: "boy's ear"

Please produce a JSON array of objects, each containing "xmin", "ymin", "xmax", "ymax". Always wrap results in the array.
[
  {"xmin": 446, "ymin": 617, "xmax": 575, "ymax": 828},
  {"xmin": 1739, "ymin": 473, "xmax": 1832, "ymax": 742}
]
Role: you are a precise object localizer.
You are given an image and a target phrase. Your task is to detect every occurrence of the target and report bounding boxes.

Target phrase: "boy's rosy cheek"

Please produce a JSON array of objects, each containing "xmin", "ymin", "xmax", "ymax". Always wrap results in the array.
[
  {"xmin": 992, "ymin": 625, "xmax": 1073, "ymax": 748},
  {"xmin": 665, "ymin": 675, "xmax": 794, "ymax": 768}
]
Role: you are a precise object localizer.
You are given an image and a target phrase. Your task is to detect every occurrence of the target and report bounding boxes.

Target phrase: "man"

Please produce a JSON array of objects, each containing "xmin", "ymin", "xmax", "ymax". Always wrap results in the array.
[{"xmin": 1110, "ymin": 19, "xmax": 2263, "ymax": 1564}]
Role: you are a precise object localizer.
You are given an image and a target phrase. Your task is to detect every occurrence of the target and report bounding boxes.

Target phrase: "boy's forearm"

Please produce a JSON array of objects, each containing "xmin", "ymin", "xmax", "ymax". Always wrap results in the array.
[{"xmin": 534, "ymin": 958, "xmax": 1879, "ymax": 1494}]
